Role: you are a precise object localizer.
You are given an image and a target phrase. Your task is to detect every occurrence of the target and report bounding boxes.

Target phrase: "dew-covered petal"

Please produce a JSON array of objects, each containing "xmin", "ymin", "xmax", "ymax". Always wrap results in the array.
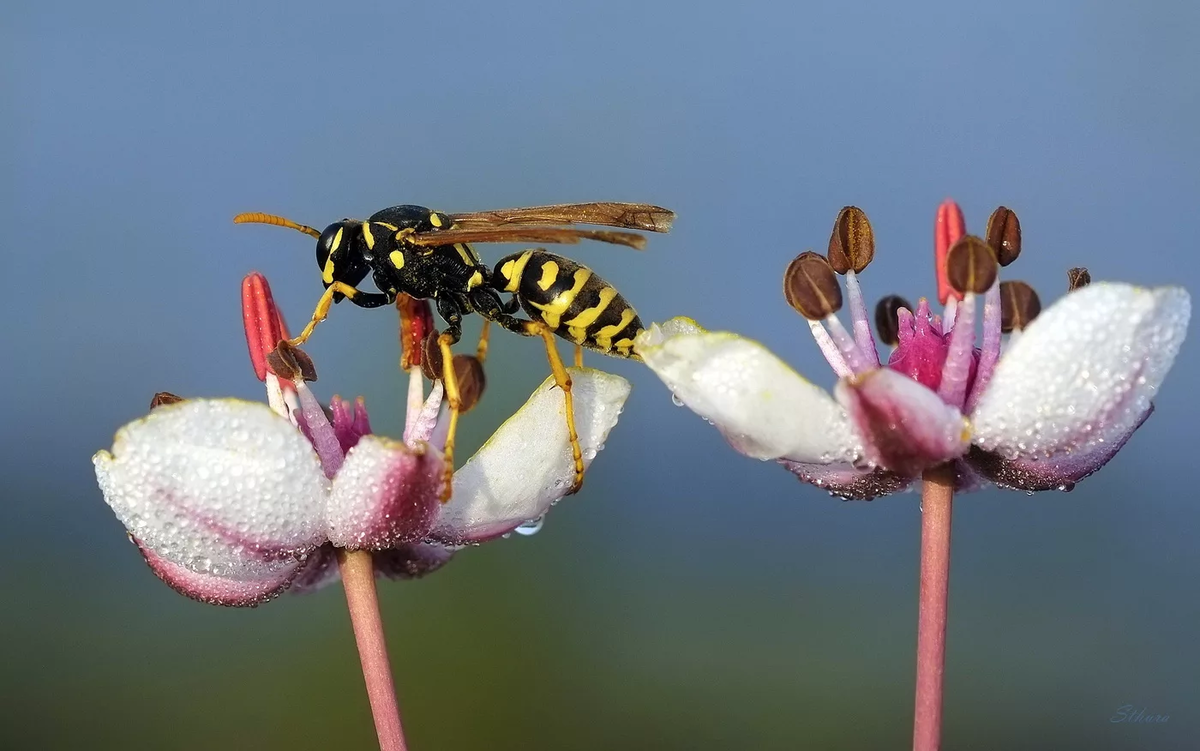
[
  {"xmin": 374, "ymin": 544, "xmax": 455, "ymax": 580},
  {"xmin": 136, "ymin": 539, "xmax": 301, "ymax": 607},
  {"xmin": 93, "ymin": 399, "xmax": 329, "ymax": 580},
  {"xmin": 971, "ymin": 284, "xmax": 1189, "ymax": 484},
  {"xmin": 635, "ymin": 318, "xmax": 860, "ymax": 464},
  {"xmin": 429, "ymin": 368, "xmax": 630, "ymax": 544},
  {"xmin": 779, "ymin": 461, "xmax": 913, "ymax": 501},
  {"xmin": 967, "ymin": 408, "xmax": 1152, "ymax": 492},
  {"xmin": 835, "ymin": 369, "xmax": 970, "ymax": 476},
  {"xmin": 326, "ymin": 436, "xmax": 444, "ymax": 549}
]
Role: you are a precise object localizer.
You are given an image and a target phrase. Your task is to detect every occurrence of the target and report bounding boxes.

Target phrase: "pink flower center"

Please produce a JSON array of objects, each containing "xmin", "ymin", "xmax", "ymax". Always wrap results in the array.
[{"xmin": 886, "ymin": 298, "xmax": 979, "ymax": 395}]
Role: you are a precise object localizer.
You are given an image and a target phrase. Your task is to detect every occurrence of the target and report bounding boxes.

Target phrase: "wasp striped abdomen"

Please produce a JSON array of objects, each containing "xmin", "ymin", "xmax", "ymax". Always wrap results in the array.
[{"xmin": 494, "ymin": 249, "xmax": 643, "ymax": 358}]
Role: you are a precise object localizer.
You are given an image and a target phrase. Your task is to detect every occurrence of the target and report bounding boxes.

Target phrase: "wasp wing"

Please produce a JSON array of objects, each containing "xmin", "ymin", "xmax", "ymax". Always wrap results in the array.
[
  {"xmin": 406, "ymin": 226, "xmax": 648, "ymax": 250},
  {"xmin": 447, "ymin": 202, "xmax": 674, "ymax": 233}
]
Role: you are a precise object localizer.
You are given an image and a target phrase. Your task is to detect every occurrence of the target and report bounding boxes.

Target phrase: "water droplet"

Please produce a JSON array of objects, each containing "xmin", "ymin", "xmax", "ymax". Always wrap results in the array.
[
  {"xmin": 514, "ymin": 515, "xmax": 545, "ymax": 536},
  {"xmin": 670, "ymin": 393, "xmax": 684, "ymax": 407}
]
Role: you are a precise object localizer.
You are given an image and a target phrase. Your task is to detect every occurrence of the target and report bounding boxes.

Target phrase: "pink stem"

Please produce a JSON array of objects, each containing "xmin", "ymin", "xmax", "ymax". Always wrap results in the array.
[
  {"xmin": 338, "ymin": 549, "xmax": 408, "ymax": 751},
  {"xmin": 913, "ymin": 465, "xmax": 954, "ymax": 751}
]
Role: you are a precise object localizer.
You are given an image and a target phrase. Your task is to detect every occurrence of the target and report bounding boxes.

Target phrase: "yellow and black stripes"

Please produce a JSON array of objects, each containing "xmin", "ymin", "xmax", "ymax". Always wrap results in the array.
[{"xmin": 493, "ymin": 249, "xmax": 643, "ymax": 358}]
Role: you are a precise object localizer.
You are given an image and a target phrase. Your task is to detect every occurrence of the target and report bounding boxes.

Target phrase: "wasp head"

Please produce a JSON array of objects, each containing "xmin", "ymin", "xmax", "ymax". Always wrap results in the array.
[{"xmin": 316, "ymin": 220, "xmax": 371, "ymax": 295}]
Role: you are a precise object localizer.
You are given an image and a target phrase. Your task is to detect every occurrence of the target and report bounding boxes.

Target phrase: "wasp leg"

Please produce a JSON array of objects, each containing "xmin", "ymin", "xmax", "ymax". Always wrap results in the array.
[
  {"xmin": 290, "ymin": 283, "xmax": 389, "ymax": 346},
  {"xmin": 574, "ymin": 344, "xmax": 584, "ymax": 368},
  {"xmin": 469, "ymin": 293, "xmax": 584, "ymax": 493},
  {"xmin": 527, "ymin": 323, "xmax": 585, "ymax": 494},
  {"xmin": 476, "ymin": 320, "xmax": 492, "ymax": 363},
  {"xmin": 433, "ymin": 297, "xmax": 468, "ymax": 502}
]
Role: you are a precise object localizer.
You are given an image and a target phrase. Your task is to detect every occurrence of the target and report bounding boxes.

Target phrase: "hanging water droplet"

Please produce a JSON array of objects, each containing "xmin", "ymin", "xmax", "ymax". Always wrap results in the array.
[
  {"xmin": 670, "ymin": 393, "xmax": 684, "ymax": 407},
  {"xmin": 514, "ymin": 515, "xmax": 545, "ymax": 536}
]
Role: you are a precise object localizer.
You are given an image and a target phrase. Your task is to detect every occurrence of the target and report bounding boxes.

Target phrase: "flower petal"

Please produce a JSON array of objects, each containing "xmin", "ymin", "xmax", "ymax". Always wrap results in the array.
[
  {"xmin": 289, "ymin": 543, "xmax": 342, "ymax": 594},
  {"xmin": 429, "ymin": 368, "xmax": 631, "ymax": 544},
  {"xmin": 970, "ymin": 283, "xmax": 1189, "ymax": 488},
  {"xmin": 779, "ymin": 460, "xmax": 914, "ymax": 501},
  {"xmin": 835, "ymin": 369, "xmax": 970, "ymax": 476},
  {"xmin": 94, "ymin": 399, "xmax": 329, "ymax": 580},
  {"xmin": 136, "ymin": 538, "xmax": 301, "ymax": 607},
  {"xmin": 326, "ymin": 436, "xmax": 444, "ymax": 549},
  {"xmin": 374, "ymin": 544, "xmax": 455, "ymax": 580},
  {"xmin": 635, "ymin": 318, "xmax": 860, "ymax": 464}
]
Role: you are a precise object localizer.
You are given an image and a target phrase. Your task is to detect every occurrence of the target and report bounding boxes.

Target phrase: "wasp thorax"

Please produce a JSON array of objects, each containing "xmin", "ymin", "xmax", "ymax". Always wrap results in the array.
[
  {"xmin": 1067, "ymin": 267, "xmax": 1091, "ymax": 291},
  {"xmin": 827, "ymin": 206, "xmax": 875, "ymax": 274},
  {"xmin": 784, "ymin": 251, "xmax": 843, "ymax": 320},
  {"xmin": 874, "ymin": 294, "xmax": 913, "ymax": 346},
  {"xmin": 999, "ymin": 280, "xmax": 1041, "ymax": 333},
  {"xmin": 946, "ymin": 236, "xmax": 998, "ymax": 295},
  {"xmin": 985, "ymin": 206, "xmax": 1022, "ymax": 267}
]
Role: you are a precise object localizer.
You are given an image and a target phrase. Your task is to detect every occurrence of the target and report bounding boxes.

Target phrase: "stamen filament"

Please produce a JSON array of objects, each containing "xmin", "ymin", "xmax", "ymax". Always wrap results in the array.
[
  {"xmin": 964, "ymin": 281, "xmax": 1001, "ymax": 413},
  {"xmin": 942, "ymin": 297, "xmax": 958, "ymax": 332},
  {"xmin": 403, "ymin": 367, "xmax": 425, "ymax": 443},
  {"xmin": 808, "ymin": 320, "xmax": 853, "ymax": 377},
  {"xmin": 936, "ymin": 292, "xmax": 976, "ymax": 409},
  {"xmin": 844, "ymin": 270, "xmax": 881, "ymax": 366},
  {"xmin": 823, "ymin": 314, "xmax": 873, "ymax": 374}
]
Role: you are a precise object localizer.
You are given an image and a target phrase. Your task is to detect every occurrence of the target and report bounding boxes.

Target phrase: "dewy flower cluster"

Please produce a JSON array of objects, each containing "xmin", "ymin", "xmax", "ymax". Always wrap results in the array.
[
  {"xmin": 93, "ymin": 273, "xmax": 631, "ymax": 606},
  {"xmin": 634, "ymin": 201, "xmax": 1190, "ymax": 499}
]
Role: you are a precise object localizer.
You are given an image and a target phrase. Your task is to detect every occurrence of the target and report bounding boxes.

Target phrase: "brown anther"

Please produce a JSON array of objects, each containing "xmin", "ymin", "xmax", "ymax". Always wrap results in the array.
[
  {"xmin": 783, "ymin": 251, "xmax": 843, "ymax": 320},
  {"xmin": 827, "ymin": 206, "xmax": 875, "ymax": 274},
  {"xmin": 267, "ymin": 340, "xmax": 318, "ymax": 382},
  {"xmin": 874, "ymin": 294, "xmax": 912, "ymax": 346},
  {"xmin": 150, "ymin": 392, "xmax": 184, "ymax": 409},
  {"xmin": 945, "ymin": 236, "xmax": 998, "ymax": 295},
  {"xmin": 1067, "ymin": 267, "xmax": 1091, "ymax": 291},
  {"xmin": 420, "ymin": 328, "xmax": 443, "ymax": 381},
  {"xmin": 985, "ymin": 206, "xmax": 1022, "ymax": 266},
  {"xmin": 999, "ymin": 280, "xmax": 1042, "ymax": 333},
  {"xmin": 452, "ymin": 354, "xmax": 487, "ymax": 413}
]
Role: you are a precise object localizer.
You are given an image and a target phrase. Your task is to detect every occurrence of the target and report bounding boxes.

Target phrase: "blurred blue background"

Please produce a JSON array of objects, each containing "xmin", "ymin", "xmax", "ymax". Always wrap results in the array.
[{"xmin": 3, "ymin": 1, "xmax": 1197, "ymax": 748}]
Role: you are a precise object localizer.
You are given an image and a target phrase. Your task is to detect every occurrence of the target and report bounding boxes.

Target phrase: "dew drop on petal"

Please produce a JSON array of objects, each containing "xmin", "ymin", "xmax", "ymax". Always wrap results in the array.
[{"xmin": 513, "ymin": 515, "xmax": 545, "ymax": 536}]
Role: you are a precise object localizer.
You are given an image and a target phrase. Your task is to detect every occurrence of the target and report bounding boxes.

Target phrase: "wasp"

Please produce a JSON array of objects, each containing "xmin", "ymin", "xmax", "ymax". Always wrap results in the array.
[{"xmin": 234, "ymin": 201, "xmax": 674, "ymax": 498}]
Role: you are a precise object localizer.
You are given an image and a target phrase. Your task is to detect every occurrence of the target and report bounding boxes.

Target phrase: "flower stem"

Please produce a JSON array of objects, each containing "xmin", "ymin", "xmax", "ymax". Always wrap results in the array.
[
  {"xmin": 913, "ymin": 464, "xmax": 955, "ymax": 751},
  {"xmin": 338, "ymin": 549, "xmax": 408, "ymax": 751}
]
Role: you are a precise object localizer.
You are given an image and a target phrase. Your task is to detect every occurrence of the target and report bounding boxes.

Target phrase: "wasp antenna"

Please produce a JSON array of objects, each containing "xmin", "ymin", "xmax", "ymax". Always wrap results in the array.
[{"xmin": 233, "ymin": 212, "xmax": 322, "ymax": 239}]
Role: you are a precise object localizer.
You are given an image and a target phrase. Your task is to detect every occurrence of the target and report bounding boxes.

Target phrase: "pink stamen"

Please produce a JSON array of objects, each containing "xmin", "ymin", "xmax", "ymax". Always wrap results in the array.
[
  {"xmin": 844, "ymin": 270, "xmax": 881, "ymax": 366},
  {"xmin": 964, "ymin": 281, "xmax": 1002, "ymax": 413},
  {"xmin": 936, "ymin": 292, "xmax": 977, "ymax": 409},
  {"xmin": 808, "ymin": 319, "xmax": 853, "ymax": 378},
  {"xmin": 934, "ymin": 200, "xmax": 966, "ymax": 305}
]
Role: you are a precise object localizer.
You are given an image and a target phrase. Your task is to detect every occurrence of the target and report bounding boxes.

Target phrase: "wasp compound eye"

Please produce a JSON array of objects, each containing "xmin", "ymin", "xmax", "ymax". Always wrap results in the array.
[
  {"xmin": 316, "ymin": 223, "xmax": 344, "ymax": 272},
  {"xmin": 784, "ymin": 251, "xmax": 843, "ymax": 320}
]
